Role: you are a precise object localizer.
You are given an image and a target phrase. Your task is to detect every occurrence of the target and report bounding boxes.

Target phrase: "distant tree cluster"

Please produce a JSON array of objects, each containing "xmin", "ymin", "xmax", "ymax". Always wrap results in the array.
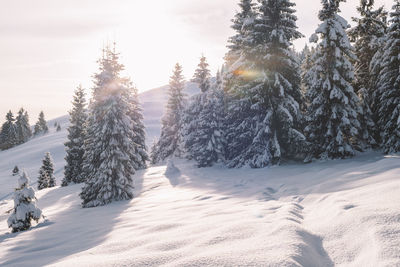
[
  {"xmin": 0, "ymin": 108, "xmax": 49, "ymax": 150},
  {"xmin": 151, "ymin": 0, "xmax": 400, "ymax": 168}
]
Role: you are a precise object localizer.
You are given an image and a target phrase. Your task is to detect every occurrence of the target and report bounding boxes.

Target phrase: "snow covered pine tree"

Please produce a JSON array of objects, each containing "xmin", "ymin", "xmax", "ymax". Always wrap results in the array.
[
  {"xmin": 62, "ymin": 85, "xmax": 88, "ymax": 186},
  {"xmin": 33, "ymin": 111, "xmax": 49, "ymax": 136},
  {"xmin": 37, "ymin": 152, "xmax": 56, "ymax": 190},
  {"xmin": 8, "ymin": 171, "xmax": 42, "ymax": 233},
  {"xmin": 126, "ymin": 86, "xmax": 148, "ymax": 169},
  {"xmin": 348, "ymin": 0, "xmax": 387, "ymax": 148},
  {"xmin": 81, "ymin": 44, "xmax": 143, "ymax": 208},
  {"xmin": 376, "ymin": 0, "xmax": 400, "ymax": 153},
  {"xmin": 186, "ymin": 66, "xmax": 227, "ymax": 167},
  {"xmin": 151, "ymin": 63, "xmax": 186, "ymax": 164},
  {"xmin": 183, "ymin": 55, "xmax": 214, "ymax": 166},
  {"xmin": 0, "ymin": 111, "xmax": 18, "ymax": 150},
  {"xmin": 225, "ymin": 0, "xmax": 305, "ymax": 168},
  {"xmin": 305, "ymin": 0, "xmax": 361, "ymax": 160},
  {"xmin": 15, "ymin": 108, "xmax": 32, "ymax": 144}
]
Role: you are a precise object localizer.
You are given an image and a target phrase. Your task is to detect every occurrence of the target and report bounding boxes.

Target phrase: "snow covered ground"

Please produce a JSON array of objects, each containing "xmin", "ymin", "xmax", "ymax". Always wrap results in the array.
[{"xmin": 0, "ymin": 89, "xmax": 400, "ymax": 266}]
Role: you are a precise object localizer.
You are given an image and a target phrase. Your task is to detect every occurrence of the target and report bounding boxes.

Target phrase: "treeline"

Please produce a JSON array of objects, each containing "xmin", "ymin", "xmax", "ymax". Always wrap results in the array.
[
  {"xmin": 151, "ymin": 0, "xmax": 400, "ymax": 168},
  {"xmin": 0, "ymin": 109, "xmax": 48, "ymax": 150}
]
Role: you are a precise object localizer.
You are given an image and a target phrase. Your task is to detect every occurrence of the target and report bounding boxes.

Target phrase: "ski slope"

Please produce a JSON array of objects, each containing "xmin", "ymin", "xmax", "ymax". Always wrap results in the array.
[{"xmin": 0, "ymin": 87, "xmax": 400, "ymax": 266}]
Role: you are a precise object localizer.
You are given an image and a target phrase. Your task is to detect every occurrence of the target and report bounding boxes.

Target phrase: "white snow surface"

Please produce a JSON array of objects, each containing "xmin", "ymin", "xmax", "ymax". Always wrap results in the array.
[{"xmin": 0, "ymin": 90, "xmax": 400, "ymax": 266}]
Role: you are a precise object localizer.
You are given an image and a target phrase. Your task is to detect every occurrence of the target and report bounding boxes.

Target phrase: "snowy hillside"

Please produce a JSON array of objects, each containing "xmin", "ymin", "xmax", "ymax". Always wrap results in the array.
[{"xmin": 0, "ymin": 113, "xmax": 400, "ymax": 266}]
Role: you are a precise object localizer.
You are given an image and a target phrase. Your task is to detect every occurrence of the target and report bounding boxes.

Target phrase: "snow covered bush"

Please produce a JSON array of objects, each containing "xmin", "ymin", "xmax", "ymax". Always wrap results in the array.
[{"xmin": 8, "ymin": 171, "xmax": 42, "ymax": 233}]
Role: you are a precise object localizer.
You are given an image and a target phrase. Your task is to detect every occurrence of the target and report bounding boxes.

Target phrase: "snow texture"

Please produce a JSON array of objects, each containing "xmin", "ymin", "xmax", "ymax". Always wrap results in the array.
[{"xmin": 0, "ymin": 110, "xmax": 399, "ymax": 265}]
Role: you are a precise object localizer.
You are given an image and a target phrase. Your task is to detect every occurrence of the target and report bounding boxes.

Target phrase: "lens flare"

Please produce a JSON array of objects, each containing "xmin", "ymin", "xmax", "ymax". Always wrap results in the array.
[{"xmin": 233, "ymin": 69, "xmax": 262, "ymax": 79}]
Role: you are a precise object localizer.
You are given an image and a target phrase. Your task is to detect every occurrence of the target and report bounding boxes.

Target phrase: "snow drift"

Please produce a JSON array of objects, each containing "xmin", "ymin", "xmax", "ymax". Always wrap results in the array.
[{"xmin": 0, "ymin": 90, "xmax": 399, "ymax": 266}]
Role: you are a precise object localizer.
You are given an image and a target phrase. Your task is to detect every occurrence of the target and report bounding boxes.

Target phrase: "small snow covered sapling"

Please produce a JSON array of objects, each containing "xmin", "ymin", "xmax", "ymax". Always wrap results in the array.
[
  {"xmin": 8, "ymin": 171, "xmax": 42, "ymax": 233},
  {"xmin": 56, "ymin": 124, "xmax": 61, "ymax": 132},
  {"xmin": 12, "ymin": 165, "xmax": 19, "ymax": 176}
]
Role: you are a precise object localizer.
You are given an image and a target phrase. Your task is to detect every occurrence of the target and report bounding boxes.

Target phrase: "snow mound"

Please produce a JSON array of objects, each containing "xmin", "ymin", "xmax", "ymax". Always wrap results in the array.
[
  {"xmin": 0, "ymin": 153, "xmax": 399, "ymax": 266},
  {"xmin": 165, "ymin": 159, "xmax": 180, "ymax": 175}
]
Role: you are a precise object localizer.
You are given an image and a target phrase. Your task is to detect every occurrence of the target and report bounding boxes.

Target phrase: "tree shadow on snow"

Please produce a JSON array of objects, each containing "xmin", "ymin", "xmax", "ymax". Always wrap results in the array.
[
  {"xmin": 174, "ymin": 152, "xmax": 400, "ymax": 200},
  {"xmin": 0, "ymin": 176, "xmax": 142, "ymax": 266}
]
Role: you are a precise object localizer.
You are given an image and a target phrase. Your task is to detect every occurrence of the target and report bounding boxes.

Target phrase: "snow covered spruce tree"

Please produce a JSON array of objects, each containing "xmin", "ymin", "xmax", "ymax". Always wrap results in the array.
[
  {"xmin": 225, "ymin": 0, "xmax": 256, "ymax": 69},
  {"xmin": 376, "ymin": 0, "xmax": 400, "ymax": 153},
  {"xmin": 126, "ymin": 86, "xmax": 148, "ymax": 169},
  {"xmin": 151, "ymin": 63, "xmax": 186, "ymax": 164},
  {"xmin": 186, "ymin": 67, "xmax": 227, "ymax": 167},
  {"xmin": 224, "ymin": 0, "xmax": 257, "ymax": 100},
  {"xmin": 183, "ymin": 55, "xmax": 213, "ymax": 164},
  {"xmin": 305, "ymin": 0, "xmax": 361, "ymax": 160},
  {"xmin": 81, "ymin": 45, "xmax": 142, "ymax": 208},
  {"xmin": 225, "ymin": 0, "xmax": 305, "ymax": 168},
  {"xmin": 8, "ymin": 171, "xmax": 42, "ymax": 233},
  {"xmin": 348, "ymin": 0, "xmax": 387, "ymax": 148},
  {"xmin": 192, "ymin": 55, "xmax": 211, "ymax": 93},
  {"xmin": 0, "ymin": 111, "xmax": 18, "ymax": 150},
  {"xmin": 300, "ymin": 45, "xmax": 316, "ymax": 113},
  {"xmin": 33, "ymin": 111, "xmax": 48, "ymax": 136},
  {"xmin": 15, "ymin": 108, "xmax": 32, "ymax": 144},
  {"xmin": 38, "ymin": 152, "xmax": 56, "ymax": 190},
  {"xmin": 62, "ymin": 85, "xmax": 88, "ymax": 186}
]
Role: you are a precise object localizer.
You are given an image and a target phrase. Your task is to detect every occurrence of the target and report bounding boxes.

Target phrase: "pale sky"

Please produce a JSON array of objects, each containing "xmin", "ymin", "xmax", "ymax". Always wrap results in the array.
[{"xmin": 0, "ymin": 0, "xmax": 394, "ymax": 123}]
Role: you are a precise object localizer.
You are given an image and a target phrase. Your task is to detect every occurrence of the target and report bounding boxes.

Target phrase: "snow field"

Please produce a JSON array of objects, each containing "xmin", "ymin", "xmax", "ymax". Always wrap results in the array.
[{"xmin": 1, "ymin": 146, "xmax": 400, "ymax": 266}]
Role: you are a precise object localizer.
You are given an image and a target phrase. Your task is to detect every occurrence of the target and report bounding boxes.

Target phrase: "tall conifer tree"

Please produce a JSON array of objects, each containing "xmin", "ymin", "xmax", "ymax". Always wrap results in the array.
[
  {"xmin": 151, "ymin": 63, "xmax": 186, "ymax": 163},
  {"xmin": 348, "ymin": 0, "xmax": 387, "ymax": 148},
  {"xmin": 376, "ymin": 0, "xmax": 400, "ymax": 153},
  {"xmin": 81, "ymin": 44, "xmax": 142, "ymax": 207},
  {"xmin": 305, "ymin": 0, "xmax": 361, "ymax": 160},
  {"xmin": 225, "ymin": 0, "xmax": 305, "ymax": 167},
  {"xmin": 62, "ymin": 85, "xmax": 88, "ymax": 186}
]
